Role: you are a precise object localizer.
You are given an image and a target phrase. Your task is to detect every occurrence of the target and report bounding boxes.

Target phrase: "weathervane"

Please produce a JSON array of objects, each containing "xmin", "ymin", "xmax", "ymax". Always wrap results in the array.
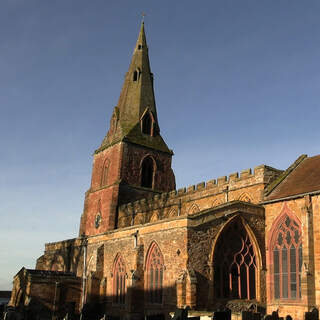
[{"xmin": 142, "ymin": 12, "xmax": 146, "ymax": 22}]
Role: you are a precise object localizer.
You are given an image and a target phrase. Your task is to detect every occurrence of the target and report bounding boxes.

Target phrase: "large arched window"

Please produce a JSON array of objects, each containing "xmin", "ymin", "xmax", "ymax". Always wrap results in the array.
[
  {"xmin": 101, "ymin": 159, "xmax": 109, "ymax": 187},
  {"xmin": 141, "ymin": 156, "xmax": 154, "ymax": 188},
  {"xmin": 146, "ymin": 242, "xmax": 164, "ymax": 304},
  {"xmin": 113, "ymin": 254, "xmax": 126, "ymax": 305},
  {"xmin": 213, "ymin": 218, "xmax": 257, "ymax": 300},
  {"xmin": 270, "ymin": 213, "xmax": 302, "ymax": 300}
]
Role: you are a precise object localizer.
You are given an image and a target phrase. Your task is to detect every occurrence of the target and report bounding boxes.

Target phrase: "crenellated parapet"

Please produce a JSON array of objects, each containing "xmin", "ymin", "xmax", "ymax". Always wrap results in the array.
[
  {"xmin": 118, "ymin": 164, "xmax": 282, "ymax": 229},
  {"xmin": 36, "ymin": 238, "xmax": 86, "ymax": 276}
]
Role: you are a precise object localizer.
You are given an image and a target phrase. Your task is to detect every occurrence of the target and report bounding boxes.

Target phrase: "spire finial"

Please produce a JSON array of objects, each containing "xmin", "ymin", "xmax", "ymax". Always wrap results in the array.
[{"xmin": 141, "ymin": 12, "xmax": 146, "ymax": 23}]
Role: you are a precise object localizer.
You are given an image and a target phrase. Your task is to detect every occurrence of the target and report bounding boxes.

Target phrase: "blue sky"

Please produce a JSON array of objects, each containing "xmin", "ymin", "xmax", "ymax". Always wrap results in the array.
[{"xmin": 1, "ymin": 0, "xmax": 320, "ymax": 290}]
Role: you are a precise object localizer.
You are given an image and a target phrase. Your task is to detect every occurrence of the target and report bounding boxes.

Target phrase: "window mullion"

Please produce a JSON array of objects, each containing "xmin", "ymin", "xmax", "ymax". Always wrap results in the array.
[
  {"xmin": 288, "ymin": 244, "xmax": 291, "ymax": 299},
  {"xmin": 279, "ymin": 246, "xmax": 283, "ymax": 299}
]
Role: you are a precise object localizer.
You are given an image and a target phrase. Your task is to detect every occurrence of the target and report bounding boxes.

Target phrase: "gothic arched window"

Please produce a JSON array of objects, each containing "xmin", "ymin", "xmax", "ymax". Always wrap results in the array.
[
  {"xmin": 101, "ymin": 159, "xmax": 109, "ymax": 187},
  {"xmin": 113, "ymin": 254, "xmax": 126, "ymax": 305},
  {"xmin": 141, "ymin": 156, "xmax": 154, "ymax": 188},
  {"xmin": 270, "ymin": 214, "xmax": 302, "ymax": 300},
  {"xmin": 213, "ymin": 218, "xmax": 257, "ymax": 300},
  {"xmin": 146, "ymin": 242, "xmax": 164, "ymax": 304},
  {"xmin": 142, "ymin": 112, "xmax": 153, "ymax": 135}
]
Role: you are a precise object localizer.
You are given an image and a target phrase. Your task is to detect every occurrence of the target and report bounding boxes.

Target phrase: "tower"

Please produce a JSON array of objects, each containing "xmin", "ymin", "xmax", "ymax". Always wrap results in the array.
[{"xmin": 79, "ymin": 23, "xmax": 176, "ymax": 236}]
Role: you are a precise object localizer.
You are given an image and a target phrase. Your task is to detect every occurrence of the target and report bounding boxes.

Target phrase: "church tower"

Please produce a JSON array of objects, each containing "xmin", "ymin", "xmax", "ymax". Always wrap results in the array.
[{"xmin": 79, "ymin": 23, "xmax": 176, "ymax": 236}]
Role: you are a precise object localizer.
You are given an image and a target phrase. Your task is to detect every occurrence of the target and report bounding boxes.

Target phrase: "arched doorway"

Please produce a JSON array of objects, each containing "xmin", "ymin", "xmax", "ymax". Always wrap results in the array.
[{"xmin": 213, "ymin": 218, "xmax": 257, "ymax": 300}]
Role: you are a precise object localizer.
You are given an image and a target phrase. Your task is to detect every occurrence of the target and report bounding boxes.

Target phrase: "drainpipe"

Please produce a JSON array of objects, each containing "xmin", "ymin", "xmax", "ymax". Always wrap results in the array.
[
  {"xmin": 80, "ymin": 235, "xmax": 88, "ymax": 317},
  {"xmin": 224, "ymin": 186, "xmax": 229, "ymax": 202}
]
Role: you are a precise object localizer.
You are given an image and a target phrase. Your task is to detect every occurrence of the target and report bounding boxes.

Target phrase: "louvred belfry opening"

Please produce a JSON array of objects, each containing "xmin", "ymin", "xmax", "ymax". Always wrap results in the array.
[
  {"xmin": 214, "ymin": 218, "xmax": 257, "ymax": 300},
  {"xmin": 141, "ymin": 156, "xmax": 154, "ymax": 188}
]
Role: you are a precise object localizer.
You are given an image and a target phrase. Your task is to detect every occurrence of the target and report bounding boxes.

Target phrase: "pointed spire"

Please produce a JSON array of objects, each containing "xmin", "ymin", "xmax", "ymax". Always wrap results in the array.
[
  {"xmin": 117, "ymin": 21, "xmax": 158, "ymax": 127},
  {"xmin": 134, "ymin": 21, "xmax": 147, "ymax": 52},
  {"xmin": 97, "ymin": 23, "xmax": 172, "ymax": 154}
]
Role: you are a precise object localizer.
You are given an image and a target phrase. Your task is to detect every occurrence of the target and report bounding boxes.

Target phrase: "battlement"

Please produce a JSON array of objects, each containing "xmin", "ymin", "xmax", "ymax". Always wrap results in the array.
[
  {"xmin": 45, "ymin": 238, "xmax": 78, "ymax": 253},
  {"xmin": 117, "ymin": 164, "xmax": 282, "ymax": 228}
]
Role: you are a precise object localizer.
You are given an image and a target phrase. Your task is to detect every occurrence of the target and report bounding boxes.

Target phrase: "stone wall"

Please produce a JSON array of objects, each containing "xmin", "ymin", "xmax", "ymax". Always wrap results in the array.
[
  {"xmin": 118, "ymin": 164, "xmax": 280, "ymax": 229},
  {"xmin": 264, "ymin": 196, "xmax": 320, "ymax": 319}
]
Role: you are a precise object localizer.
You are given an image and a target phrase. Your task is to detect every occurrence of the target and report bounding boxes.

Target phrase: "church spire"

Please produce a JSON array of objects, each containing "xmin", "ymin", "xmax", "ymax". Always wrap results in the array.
[
  {"xmin": 98, "ymin": 22, "xmax": 171, "ymax": 154},
  {"xmin": 79, "ymin": 22, "xmax": 175, "ymax": 236},
  {"xmin": 118, "ymin": 21, "xmax": 158, "ymax": 126}
]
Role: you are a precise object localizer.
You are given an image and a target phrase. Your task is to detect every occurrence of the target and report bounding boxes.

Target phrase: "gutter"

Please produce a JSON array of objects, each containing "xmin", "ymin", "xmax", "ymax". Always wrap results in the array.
[{"xmin": 262, "ymin": 189, "xmax": 320, "ymax": 205}]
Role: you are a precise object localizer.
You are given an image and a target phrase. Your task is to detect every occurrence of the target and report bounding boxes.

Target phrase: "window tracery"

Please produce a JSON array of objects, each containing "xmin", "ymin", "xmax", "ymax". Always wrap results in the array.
[
  {"xmin": 271, "ymin": 214, "xmax": 302, "ymax": 300},
  {"xmin": 146, "ymin": 242, "xmax": 164, "ymax": 304},
  {"xmin": 214, "ymin": 218, "xmax": 257, "ymax": 300},
  {"xmin": 113, "ymin": 254, "xmax": 126, "ymax": 305}
]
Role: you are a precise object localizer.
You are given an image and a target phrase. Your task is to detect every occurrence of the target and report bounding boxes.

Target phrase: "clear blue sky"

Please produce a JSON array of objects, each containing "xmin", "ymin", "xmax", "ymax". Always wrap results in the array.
[{"xmin": 1, "ymin": 0, "xmax": 320, "ymax": 290}]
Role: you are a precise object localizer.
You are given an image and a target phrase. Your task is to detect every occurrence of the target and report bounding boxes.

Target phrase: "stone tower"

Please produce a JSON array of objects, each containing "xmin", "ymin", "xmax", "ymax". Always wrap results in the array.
[{"xmin": 79, "ymin": 23, "xmax": 176, "ymax": 236}]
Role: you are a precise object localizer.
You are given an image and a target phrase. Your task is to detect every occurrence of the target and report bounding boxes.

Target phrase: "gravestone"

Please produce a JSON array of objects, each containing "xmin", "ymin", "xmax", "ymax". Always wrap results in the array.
[
  {"xmin": 305, "ymin": 308, "xmax": 319, "ymax": 320},
  {"xmin": 212, "ymin": 311, "xmax": 231, "ymax": 320}
]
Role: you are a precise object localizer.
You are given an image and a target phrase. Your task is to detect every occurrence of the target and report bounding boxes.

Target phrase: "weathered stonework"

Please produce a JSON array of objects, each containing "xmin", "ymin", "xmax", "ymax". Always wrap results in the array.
[{"xmin": 9, "ymin": 22, "xmax": 320, "ymax": 320}]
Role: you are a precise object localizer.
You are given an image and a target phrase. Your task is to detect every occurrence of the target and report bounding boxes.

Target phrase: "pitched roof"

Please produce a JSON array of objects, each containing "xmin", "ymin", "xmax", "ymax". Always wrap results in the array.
[{"xmin": 266, "ymin": 154, "xmax": 320, "ymax": 201}]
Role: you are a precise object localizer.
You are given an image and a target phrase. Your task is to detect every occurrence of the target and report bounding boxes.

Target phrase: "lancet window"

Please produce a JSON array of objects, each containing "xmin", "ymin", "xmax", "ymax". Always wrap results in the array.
[
  {"xmin": 141, "ymin": 156, "xmax": 154, "ymax": 188},
  {"xmin": 146, "ymin": 242, "xmax": 164, "ymax": 304},
  {"xmin": 113, "ymin": 254, "xmax": 126, "ymax": 305},
  {"xmin": 271, "ymin": 214, "xmax": 302, "ymax": 300},
  {"xmin": 214, "ymin": 218, "xmax": 257, "ymax": 300},
  {"xmin": 101, "ymin": 159, "xmax": 109, "ymax": 187}
]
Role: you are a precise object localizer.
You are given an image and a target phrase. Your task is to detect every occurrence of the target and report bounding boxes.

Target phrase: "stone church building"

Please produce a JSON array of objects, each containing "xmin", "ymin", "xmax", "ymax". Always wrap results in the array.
[{"xmin": 9, "ymin": 23, "xmax": 320, "ymax": 320}]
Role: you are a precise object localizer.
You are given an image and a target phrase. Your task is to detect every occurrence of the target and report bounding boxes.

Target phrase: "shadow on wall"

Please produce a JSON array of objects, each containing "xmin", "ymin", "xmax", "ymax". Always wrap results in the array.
[
  {"xmin": 85, "ymin": 285, "xmax": 179, "ymax": 319},
  {"xmin": 6, "ymin": 285, "xmax": 179, "ymax": 320}
]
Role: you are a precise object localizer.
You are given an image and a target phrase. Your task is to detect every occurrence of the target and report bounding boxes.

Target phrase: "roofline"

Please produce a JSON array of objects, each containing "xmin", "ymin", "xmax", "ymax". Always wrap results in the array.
[
  {"xmin": 264, "ymin": 154, "xmax": 307, "ymax": 196},
  {"xmin": 262, "ymin": 189, "xmax": 320, "ymax": 205}
]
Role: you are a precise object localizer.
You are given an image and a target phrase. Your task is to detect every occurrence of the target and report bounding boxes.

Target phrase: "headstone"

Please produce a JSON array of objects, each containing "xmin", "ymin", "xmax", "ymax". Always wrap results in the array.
[
  {"xmin": 305, "ymin": 308, "xmax": 319, "ymax": 320},
  {"xmin": 242, "ymin": 311, "xmax": 253, "ymax": 320},
  {"xmin": 271, "ymin": 311, "xmax": 278, "ymax": 320},
  {"xmin": 212, "ymin": 311, "xmax": 231, "ymax": 320},
  {"xmin": 253, "ymin": 313, "xmax": 261, "ymax": 320},
  {"xmin": 172, "ymin": 308, "xmax": 188, "ymax": 320}
]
